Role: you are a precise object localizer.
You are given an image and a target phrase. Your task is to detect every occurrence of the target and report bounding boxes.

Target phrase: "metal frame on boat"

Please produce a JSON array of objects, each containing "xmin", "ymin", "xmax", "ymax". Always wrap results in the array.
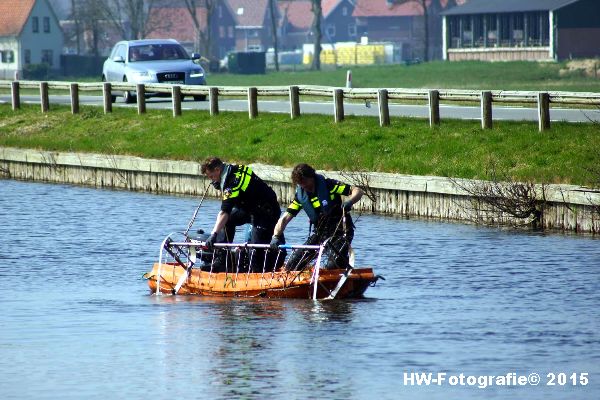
[{"xmin": 144, "ymin": 234, "xmax": 380, "ymax": 300}]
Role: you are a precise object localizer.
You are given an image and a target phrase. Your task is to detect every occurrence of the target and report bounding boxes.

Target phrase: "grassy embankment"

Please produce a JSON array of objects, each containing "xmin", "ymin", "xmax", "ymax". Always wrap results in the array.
[
  {"xmin": 1, "ymin": 103, "xmax": 598, "ymax": 186},
  {"xmin": 1, "ymin": 61, "xmax": 599, "ymax": 186}
]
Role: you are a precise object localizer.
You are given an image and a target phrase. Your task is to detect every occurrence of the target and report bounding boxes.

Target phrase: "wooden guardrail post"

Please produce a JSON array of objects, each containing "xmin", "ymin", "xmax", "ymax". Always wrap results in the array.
[
  {"xmin": 428, "ymin": 89, "xmax": 440, "ymax": 127},
  {"xmin": 172, "ymin": 85, "xmax": 182, "ymax": 117},
  {"xmin": 481, "ymin": 91, "xmax": 492, "ymax": 129},
  {"xmin": 334, "ymin": 88, "xmax": 344, "ymax": 123},
  {"xmin": 538, "ymin": 92, "xmax": 550, "ymax": 131},
  {"xmin": 103, "ymin": 82, "xmax": 112, "ymax": 113},
  {"xmin": 70, "ymin": 83, "xmax": 79, "ymax": 114},
  {"xmin": 11, "ymin": 81, "xmax": 20, "ymax": 110},
  {"xmin": 289, "ymin": 85, "xmax": 300, "ymax": 119},
  {"xmin": 248, "ymin": 87, "xmax": 258, "ymax": 119},
  {"xmin": 209, "ymin": 87, "xmax": 219, "ymax": 116},
  {"xmin": 136, "ymin": 84, "xmax": 146, "ymax": 114},
  {"xmin": 378, "ymin": 89, "xmax": 390, "ymax": 127},
  {"xmin": 40, "ymin": 82, "xmax": 49, "ymax": 113}
]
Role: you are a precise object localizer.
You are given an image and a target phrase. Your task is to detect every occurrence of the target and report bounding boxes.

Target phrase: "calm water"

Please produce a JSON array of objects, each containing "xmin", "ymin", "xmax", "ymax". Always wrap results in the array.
[{"xmin": 0, "ymin": 179, "xmax": 598, "ymax": 400}]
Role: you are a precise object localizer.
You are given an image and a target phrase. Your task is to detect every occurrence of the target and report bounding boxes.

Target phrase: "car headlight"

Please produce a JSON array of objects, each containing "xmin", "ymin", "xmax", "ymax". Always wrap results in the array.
[{"xmin": 190, "ymin": 69, "xmax": 204, "ymax": 78}]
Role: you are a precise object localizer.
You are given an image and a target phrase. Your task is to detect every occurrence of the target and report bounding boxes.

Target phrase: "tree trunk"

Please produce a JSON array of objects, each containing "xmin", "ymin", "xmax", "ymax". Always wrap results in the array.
[
  {"xmin": 311, "ymin": 0, "xmax": 322, "ymax": 71},
  {"xmin": 269, "ymin": 0, "xmax": 279, "ymax": 71}
]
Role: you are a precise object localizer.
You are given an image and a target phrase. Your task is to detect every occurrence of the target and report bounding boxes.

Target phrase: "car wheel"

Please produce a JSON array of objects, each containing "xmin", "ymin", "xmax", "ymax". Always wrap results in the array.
[
  {"xmin": 193, "ymin": 95, "xmax": 207, "ymax": 101},
  {"xmin": 123, "ymin": 78, "xmax": 136, "ymax": 104}
]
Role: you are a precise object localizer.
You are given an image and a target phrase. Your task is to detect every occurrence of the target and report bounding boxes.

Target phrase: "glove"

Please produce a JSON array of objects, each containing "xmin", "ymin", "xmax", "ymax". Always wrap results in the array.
[
  {"xmin": 342, "ymin": 200, "xmax": 353, "ymax": 213},
  {"xmin": 210, "ymin": 180, "xmax": 220, "ymax": 190},
  {"xmin": 270, "ymin": 235, "xmax": 282, "ymax": 251},
  {"xmin": 205, "ymin": 232, "xmax": 217, "ymax": 251}
]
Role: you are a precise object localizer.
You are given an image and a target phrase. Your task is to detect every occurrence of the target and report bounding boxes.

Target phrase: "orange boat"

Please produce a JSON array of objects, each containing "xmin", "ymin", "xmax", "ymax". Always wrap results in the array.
[
  {"xmin": 145, "ymin": 263, "xmax": 377, "ymax": 299},
  {"xmin": 144, "ymin": 236, "xmax": 380, "ymax": 299}
]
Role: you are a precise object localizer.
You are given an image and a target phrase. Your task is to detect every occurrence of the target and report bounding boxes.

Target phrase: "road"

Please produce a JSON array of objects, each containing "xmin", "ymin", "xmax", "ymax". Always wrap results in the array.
[{"xmin": 2, "ymin": 94, "xmax": 600, "ymax": 123}]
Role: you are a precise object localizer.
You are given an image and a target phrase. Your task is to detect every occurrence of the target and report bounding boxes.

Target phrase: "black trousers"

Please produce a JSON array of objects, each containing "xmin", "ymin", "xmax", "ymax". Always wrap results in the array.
[
  {"xmin": 215, "ymin": 207, "xmax": 282, "ymax": 272},
  {"xmin": 286, "ymin": 214, "xmax": 354, "ymax": 271}
]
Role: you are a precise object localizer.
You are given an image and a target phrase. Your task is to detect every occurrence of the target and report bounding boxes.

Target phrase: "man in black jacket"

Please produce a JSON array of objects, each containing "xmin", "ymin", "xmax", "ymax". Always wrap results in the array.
[{"xmin": 201, "ymin": 157, "xmax": 282, "ymax": 271}]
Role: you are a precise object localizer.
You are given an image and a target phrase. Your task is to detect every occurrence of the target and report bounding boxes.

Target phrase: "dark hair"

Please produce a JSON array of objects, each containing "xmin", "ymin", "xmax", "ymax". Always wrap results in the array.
[
  {"xmin": 291, "ymin": 163, "xmax": 316, "ymax": 185},
  {"xmin": 201, "ymin": 157, "xmax": 223, "ymax": 174}
]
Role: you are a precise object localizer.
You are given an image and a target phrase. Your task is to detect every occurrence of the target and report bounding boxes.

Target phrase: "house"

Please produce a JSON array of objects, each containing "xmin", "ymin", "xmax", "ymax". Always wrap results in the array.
[
  {"xmin": 278, "ymin": 0, "xmax": 313, "ymax": 50},
  {"xmin": 147, "ymin": 2, "xmax": 236, "ymax": 60},
  {"xmin": 441, "ymin": 0, "xmax": 600, "ymax": 61},
  {"xmin": 228, "ymin": 0, "xmax": 275, "ymax": 53},
  {"xmin": 279, "ymin": 0, "xmax": 357, "ymax": 50},
  {"xmin": 352, "ymin": 0, "xmax": 432, "ymax": 61},
  {"xmin": 0, "ymin": 0, "xmax": 63, "ymax": 79}
]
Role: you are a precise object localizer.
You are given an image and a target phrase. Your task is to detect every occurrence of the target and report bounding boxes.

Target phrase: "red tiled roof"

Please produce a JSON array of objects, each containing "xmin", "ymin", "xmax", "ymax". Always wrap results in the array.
[
  {"xmin": 228, "ymin": 0, "xmax": 269, "ymax": 27},
  {"xmin": 278, "ymin": 0, "xmax": 313, "ymax": 30},
  {"xmin": 0, "ymin": 0, "xmax": 36, "ymax": 36},
  {"xmin": 147, "ymin": 7, "xmax": 207, "ymax": 43},
  {"xmin": 353, "ymin": 0, "xmax": 428, "ymax": 17},
  {"xmin": 322, "ymin": 0, "xmax": 343, "ymax": 18}
]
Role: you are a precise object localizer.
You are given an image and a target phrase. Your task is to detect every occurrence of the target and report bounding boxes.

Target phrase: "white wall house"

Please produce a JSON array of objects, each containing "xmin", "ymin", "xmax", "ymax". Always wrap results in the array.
[{"xmin": 0, "ymin": 0, "xmax": 63, "ymax": 79}]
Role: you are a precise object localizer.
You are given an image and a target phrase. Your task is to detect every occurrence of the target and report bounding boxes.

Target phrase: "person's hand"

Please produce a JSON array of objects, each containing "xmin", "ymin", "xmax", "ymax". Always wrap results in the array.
[
  {"xmin": 205, "ymin": 232, "xmax": 217, "ymax": 251},
  {"xmin": 270, "ymin": 235, "xmax": 282, "ymax": 251},
  {"xmin": 342, "ymin": 200, "xmax": 353, "ymax": 213}
]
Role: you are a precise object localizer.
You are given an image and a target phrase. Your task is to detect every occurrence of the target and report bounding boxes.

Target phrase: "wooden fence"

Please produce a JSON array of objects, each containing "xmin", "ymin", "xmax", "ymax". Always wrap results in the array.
[{"xmin": 2, "ymin": 80, "xmax": 600, "ymax": 132}]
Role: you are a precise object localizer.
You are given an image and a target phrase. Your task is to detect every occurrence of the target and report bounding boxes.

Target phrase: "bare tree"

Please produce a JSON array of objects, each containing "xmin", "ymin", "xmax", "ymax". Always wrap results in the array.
[
  {"xmin": 392, "ymin": 0, "xmax": 448, "ymax": 61},
  {"xmin": 310, "ymin": 0, "xmax": 322, "ymax": 70},
  {"xmin": 451, "ymin": 162, "xmax": 549, "ymax": 229},
  {"xmin": 99, "ymin": 0, "xmax": 158, "ymax": 40},
  {"xmin": 67, "ymin": 0, "xmax": 111, "ymax": 55},
  {"xmin": 269, "ymin": 0, "xmax": 280, "ymax": 71},
  {"xmin": 182, "ymin": 0, "xmax": 218, "ymax": 59}
]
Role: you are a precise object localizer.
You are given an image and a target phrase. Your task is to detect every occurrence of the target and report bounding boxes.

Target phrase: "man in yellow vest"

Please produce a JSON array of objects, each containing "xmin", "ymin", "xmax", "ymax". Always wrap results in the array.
[{"xmin": 271, "ymin": 163, "xmax": 363, "ymax": 270}]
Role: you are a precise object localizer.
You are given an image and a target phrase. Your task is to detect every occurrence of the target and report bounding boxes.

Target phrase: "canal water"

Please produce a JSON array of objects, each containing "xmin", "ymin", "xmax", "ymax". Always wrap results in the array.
[{"xmin": 0, "ymin": 180, "xmax": 598, "ymax": 400}]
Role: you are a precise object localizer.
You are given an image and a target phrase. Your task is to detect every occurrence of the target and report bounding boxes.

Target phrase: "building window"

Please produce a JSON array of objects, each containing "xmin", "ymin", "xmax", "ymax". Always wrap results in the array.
[
  {"xmin": 325, "ymin": 24, "xmax": 336, "ymax": 38},
  {"xmin": 228, "ymin": 26, "xmax": 234, "ymax": 38},
  {"xmin": 342, "ymin": 7, "xmax": 347, "ymax": 16},
  {"xmin": 43, "ymin": 17, "xmax": 50, "ymax": 33},
  {"xmin": 219, "ymin": 26, "xmax": 225, "ymax": 38},
  {"xmin": 24, "ymin": 49, "xmax": 31, "ymax": 64},
  {"xmin": 348, "ymin": 24, "xmax": 357, "ymax": 37},
  {"xmin": 42, "ymin": 49, "xmax": 53, "ymax": 66},
  {"xmin": 1, "ymin": 50, "xmax": 15, "ymax": 63},
  {"xmin": 32, "ymin": 17, "xmax": 39, "ymax": 33}
]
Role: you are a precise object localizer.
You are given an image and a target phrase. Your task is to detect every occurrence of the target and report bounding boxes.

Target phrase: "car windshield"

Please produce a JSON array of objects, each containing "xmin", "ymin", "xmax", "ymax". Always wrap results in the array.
[{"xmin": 128, "ymin": 44, "xmax": 189, "ymax": 62}]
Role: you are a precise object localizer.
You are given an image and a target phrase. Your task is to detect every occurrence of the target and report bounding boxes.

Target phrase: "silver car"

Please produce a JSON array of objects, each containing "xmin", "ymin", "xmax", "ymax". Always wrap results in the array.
[{"xmin": 102, "ymin": 39, "xmax": 206, "ymax": 103}]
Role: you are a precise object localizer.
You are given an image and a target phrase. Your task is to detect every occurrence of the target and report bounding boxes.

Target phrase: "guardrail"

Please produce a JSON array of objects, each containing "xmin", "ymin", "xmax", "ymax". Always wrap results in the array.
[{"xmin": 2, "ymin": 80, "xmax": 600, "ymax": 131}]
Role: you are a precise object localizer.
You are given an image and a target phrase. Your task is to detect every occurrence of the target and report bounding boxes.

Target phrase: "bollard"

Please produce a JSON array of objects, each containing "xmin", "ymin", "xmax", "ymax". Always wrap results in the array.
[
  {"xmin": 538, "ymin": 92, "xmax": 550, "ymax": 131},
  {"xmin": 40, "ymin": 82, "xmax": 49, "ymax": 113},
  {"xmin": 481, "ymin": 91, "xmax": 492, "ymax": 129},
  {"xmin": 209, "ymin": 87, "xmax": 219, "ymax": 116},
  {"xmin": 428, "ymin": 89, "xmax": 440, "ymax": 127},
  {"xmin": 172, "ymin": 85, "xmax": 182, "ymax": 117},
  {"xmin": 11, "ymin": 81, "xmax": 20, "ymax": 110},
  {"xmin": 334, "ymin": 88, "xmax": 344, "ymax": 123},
  {"xmin": 103, "ymin": 82, "xmax": 112, "ymax": 113},
  {"xmin": 70, "ymin": 83, "xmax": 79, "ymax": 114},
  {"xmin": 137, "ymin": 84, "xmax": 146, "ymax": 114},
  {"xmin": 346, "ymin": 70, "xmax": 352, "ymax": 88},
  {"xmin": 289, "ymin": 85, "xmax": 300, "ymax": 119},
  {"xmin": 248, "ymin": 87, "xmax": 258, "ymax": 119},
  {"xmin": 378, "ymin": 89, "xmax": 390, "ymax": 127}
]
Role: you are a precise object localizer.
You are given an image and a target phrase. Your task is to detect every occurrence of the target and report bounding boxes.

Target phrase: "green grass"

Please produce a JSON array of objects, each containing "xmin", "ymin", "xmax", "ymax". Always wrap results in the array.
[
  {"xmin": 4, "ymin": 60, "xmax": 598, "ymax": 92},
  {"xmin": 1, "ymin": 103, "xmax": 599, "ymax": 186},
  {"xmin": 206, "ymin": 61, "xmax": 600, "ymax": 92}
]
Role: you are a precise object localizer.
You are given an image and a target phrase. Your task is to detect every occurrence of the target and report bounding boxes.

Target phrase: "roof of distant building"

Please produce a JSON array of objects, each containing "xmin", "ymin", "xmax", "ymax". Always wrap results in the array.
[
  {"xmin": 228, "ymin": 0, "xmax": 269, "ymax": 28},
  {"xmin": 442, "ymin": 0, "xmax": 581, "ymax": 15},
  {"xmin": 0, "ymin": 0, "xmax": 36, "ymax": 36}
]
